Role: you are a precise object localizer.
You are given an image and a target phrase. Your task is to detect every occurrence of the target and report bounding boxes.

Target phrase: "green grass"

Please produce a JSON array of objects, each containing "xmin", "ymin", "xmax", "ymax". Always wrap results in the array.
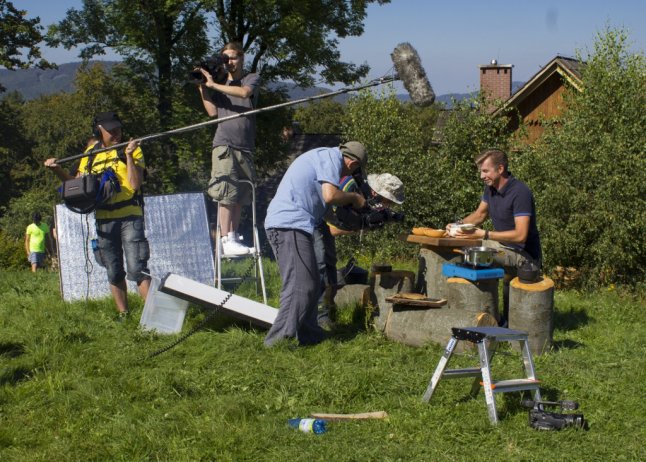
[{"xmin": 0, "ymin": 266, "xmax": 645, "ymax": 461}]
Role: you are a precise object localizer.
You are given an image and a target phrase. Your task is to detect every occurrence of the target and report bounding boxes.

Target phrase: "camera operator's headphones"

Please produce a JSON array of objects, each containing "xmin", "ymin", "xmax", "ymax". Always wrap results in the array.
[{"xmin": 92, "ymin": 122, "xmax": 100, "ymax": 139}]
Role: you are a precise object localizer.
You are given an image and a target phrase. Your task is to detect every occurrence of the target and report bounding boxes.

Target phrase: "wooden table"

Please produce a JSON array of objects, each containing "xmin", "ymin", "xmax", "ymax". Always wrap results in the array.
[
  {"xmin": 399, "ymin": 233, "xmax": 482, "ymax": 299},
  {"xmin": 401, "ymin": 234, "xmax": 481, "ymax": 248}
]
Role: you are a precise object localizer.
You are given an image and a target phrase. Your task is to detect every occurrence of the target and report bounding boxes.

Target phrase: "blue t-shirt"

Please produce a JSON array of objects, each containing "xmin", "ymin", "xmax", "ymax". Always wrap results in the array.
[
  {"xmin": 264, "ymin": 147, "xmax": 343, "ymax": 234},
  {"xmin": 482, "ymin": 174, "xmax": 542, "ymax": 261}
]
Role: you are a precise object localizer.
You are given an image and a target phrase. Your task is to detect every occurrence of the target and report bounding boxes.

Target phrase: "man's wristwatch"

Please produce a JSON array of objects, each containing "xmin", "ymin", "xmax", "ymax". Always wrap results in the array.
[{"xmin": 484, "ymin": 230, "xmax": 489, "ymax": 240}]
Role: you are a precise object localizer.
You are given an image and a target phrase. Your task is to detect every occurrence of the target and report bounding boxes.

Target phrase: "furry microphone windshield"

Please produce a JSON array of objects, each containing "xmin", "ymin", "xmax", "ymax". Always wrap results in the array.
[{"xmin": 391, "ymin": 42, "xmax": 435, "ymax": 106}]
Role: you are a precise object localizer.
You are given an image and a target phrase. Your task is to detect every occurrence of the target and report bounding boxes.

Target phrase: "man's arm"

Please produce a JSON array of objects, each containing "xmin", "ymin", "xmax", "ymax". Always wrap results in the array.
[
  {"xmin": 461, "ymin": 201, "xmax": 489, "ymax": 226},
  {"xmin": 24, "ymin": 233, "xmax": 30, "ymax": 257},
  {"xmin": 329, "ymin": 226, "xmax": 355, "ymax": 237},
  {"xmin": 124, "ymin": 141, "xmax": 145, "ymax": 191},
  {"xmin": 43, "ymin": 159, "xmax": 76, "ymax": 181},
  {"xmin": 198, "ymin": 83, "xmax": 218, "ymax": 117},
  {"xmin": 198, "ymin": 69, "xmax": 256, "ymax": 118},
  {"xmin": 481, "ymin": 215, "xmax": 530, "ymax": 243},
  {"xmin": 321, "ymin": 183, "xmax": 366, "ymax": 209},
  {"xmin": 205, "ymin": 81, "xmax": 255, "ymax": 99}
]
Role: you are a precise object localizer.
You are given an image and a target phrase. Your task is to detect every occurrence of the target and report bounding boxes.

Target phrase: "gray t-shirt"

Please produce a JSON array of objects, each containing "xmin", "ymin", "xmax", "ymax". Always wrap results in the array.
[{"xmin": 211, "ymin": 73, "xmax": 261, "ymax": 152}]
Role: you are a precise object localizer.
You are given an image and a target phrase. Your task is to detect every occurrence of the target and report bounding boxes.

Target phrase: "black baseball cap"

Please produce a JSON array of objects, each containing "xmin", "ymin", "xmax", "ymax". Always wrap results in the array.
[{"xmin": 94, "ymin": 111, "xmax": 123, "ymax": 131}]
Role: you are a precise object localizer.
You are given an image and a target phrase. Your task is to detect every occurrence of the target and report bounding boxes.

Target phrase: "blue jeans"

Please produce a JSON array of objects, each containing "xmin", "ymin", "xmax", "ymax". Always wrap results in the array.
[
  {"xmin": 95, "ymin": 216, "xmax": 150, "ymax": 285},
  {"xmin": 313, "ymin": 224, "xmax": 337, "ymax": 323}
]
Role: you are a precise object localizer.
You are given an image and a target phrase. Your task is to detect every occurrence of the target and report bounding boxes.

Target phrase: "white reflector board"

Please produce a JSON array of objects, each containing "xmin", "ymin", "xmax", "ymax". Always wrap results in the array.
[
  {"xmin": 55, "ymin": 193, "xmax": 215, "ymax": 302},
  {"xmin": 140, "ymin": 277, "xmax": 190, "ymax": 334},
  {"xmin": 158, "ymin": 273, "xmax": 277, "ymax": 329}
]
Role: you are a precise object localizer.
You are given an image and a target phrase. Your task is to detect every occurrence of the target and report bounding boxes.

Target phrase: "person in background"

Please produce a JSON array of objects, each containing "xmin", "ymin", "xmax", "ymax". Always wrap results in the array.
[
  {"xmin": 263, "ymin": 142, "xmax": 368, "ymax": 347},
  {"xmin": 25, "ymin": 212, "xmax": 52, "ymax": 272},
  {"xmin": 196, "ymin": 41, "xmax": 261, "ymax": 256},
  {"xmin": 315, "ymin": 173, "xmax": 405, "ymax": 330},
  {"xmin": 449, "ymin": 148, "xmax": 542, "ymax": 325},
  {"xmin": 44, "ymin": 111, "xmax": 151, "ymax": 320}
]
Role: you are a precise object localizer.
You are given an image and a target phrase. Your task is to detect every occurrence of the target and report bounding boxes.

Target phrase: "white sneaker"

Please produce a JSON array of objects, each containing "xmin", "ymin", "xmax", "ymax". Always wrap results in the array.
[
  {"xmin": 218, "ymin": 236, "xmax": 225, "ymax": 256},
  {"xmin": 222, "ymin": 238, "xmax": 251, "ymax": 256},
  {"xmin": 238, "ymin": 235, "xmax": 256, "ymax": 254}
]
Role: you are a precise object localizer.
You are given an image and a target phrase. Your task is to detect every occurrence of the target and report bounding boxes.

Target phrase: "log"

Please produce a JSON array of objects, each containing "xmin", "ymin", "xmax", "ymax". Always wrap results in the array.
[
  {"xmin": 384, "ymin": 307, "xmax": 497, "ymax": 350},
  {"xmin": 370, "ymin": 270, "xmax": 415, "ymax": 332},
  {"xmin": 334, "ymin": 284, "xmax": 370, "ymax": 309},
  {"xmin": 310, "ymin": 411, "xmax": 388, "ymax": 421},
  {"xmin": 509, "ymin": 276, "xmax": 554, "ymax": 355},
  {"xmin": 415, "ymin": 247, "xmax": 462, "ymax": 299},
  {"xmin": 446, "ymin": 277, "xmax": 500, "ymax": 321}
]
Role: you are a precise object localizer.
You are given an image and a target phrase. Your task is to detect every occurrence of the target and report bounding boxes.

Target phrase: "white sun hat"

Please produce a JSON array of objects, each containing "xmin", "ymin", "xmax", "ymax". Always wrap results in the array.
[{"xmin": 367, "ymin": 173, "xmax": 405, "ymax": 204}]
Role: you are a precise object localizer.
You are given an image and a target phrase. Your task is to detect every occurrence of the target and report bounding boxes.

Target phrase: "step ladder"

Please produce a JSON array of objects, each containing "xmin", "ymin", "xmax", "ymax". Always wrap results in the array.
[
  {"xmin": 214, "ymin": 179, "xmax": 267, "ymax": 304},
  {"xmin": 422, "ymin": 326, "xmax": 541, "ymax": 424}
]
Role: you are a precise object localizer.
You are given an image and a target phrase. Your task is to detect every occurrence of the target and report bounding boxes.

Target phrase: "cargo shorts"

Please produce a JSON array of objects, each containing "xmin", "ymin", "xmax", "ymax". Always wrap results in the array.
[{"xmin": 207, "ymin": 145, "xmax": 256, "ymax": 206}]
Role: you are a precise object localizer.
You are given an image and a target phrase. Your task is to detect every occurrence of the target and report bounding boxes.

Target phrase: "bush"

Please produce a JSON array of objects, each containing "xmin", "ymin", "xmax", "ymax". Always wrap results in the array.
[
  {"xmin": 515, "ymin": 27, "xmax": 646, "ymax": 287},
  {"xmin": 0, "ymin": 230, "xmax": 27, "ymax": 270}
]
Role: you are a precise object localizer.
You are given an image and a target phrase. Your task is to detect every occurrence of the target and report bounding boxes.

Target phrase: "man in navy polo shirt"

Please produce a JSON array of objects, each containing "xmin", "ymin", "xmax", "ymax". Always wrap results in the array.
[{"xmin": 450, "ymin": 148, "xmax": 542, "ymax": 324}]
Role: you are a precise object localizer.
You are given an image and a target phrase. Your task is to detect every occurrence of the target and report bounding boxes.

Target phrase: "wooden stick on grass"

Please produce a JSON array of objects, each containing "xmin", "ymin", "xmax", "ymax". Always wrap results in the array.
[{"xmin": 310, "ymin": 411, "xmax": 388, "ymax": 421}]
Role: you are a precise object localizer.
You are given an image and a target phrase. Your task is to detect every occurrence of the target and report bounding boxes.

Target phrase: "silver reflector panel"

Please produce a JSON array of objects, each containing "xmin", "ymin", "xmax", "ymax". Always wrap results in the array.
[{"xmin": 55, "ymin": 193, "xmax": 215, "ymax": 302}]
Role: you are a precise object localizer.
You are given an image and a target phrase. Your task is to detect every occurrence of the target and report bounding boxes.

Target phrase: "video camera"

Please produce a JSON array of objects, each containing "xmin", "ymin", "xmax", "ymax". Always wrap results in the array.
[
  {"xmin": 189, "ymin": 55, "xmax": 230, "ymax": 83},
  {"xmin": 360, "ymin": 197, "xmax": 405, "ymax": 229},
  {"xmin": 332, "ymin": 172, "xmax": 405, "ymax": 231},
  {"xmin": 522, "ymin": 399, "xmax": 588, "ymax": 431}
]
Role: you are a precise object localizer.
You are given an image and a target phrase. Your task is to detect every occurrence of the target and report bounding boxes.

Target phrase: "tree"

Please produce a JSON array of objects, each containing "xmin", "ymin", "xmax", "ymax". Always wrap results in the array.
[
  {"xmin": 211, "ymin": 0, "xmax": 389, "ymax": 87},
  {"xmin": 514, "ymin": 27, "xmax": 646, "ymax": 287},
  {"xmin": 0, "ymin": 92, "xmax": 33, "ymax": 213},
  {"xmin": 0, "ymin": 0, "xmax": 54, "ymax": 90},
  {"xmin": 46, "ymin": 0, "xmax": 210, "ymax": 131},
  {"xmin": 293, "ymin": 98, "xmax": 347, "ymax": 134},
  {"xmin": 46, "ymin": 0, "xmax": 389, "ymax": 127}
]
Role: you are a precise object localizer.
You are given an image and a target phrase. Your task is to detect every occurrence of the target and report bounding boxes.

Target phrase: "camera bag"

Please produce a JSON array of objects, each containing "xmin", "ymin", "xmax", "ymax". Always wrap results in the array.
[
  {"xmin": 62, "ymin": 174, "xmax": 101, "ymax": 214},
  {"xmin": 61, "ymin": 143, "xmax": 103, "ymax": 214}
]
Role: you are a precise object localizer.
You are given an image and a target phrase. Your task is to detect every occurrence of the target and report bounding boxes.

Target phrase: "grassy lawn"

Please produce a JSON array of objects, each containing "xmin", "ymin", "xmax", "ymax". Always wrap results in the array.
[{"xmin": 0, "ymin": 266, "xmax": 644, "ymax": 461}]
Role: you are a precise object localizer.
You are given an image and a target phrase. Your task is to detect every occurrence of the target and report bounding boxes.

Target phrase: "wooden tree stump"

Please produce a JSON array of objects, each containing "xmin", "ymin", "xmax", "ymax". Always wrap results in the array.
[
  {"xmin": 509, "ymin": 276, "xmax": 554, "ymax": 355},
  {"xmin": 384, "ymin": 308, "xmax": 497, "ymax": 350},
  {"xmin": 370, "ymin": 270, "xmax": 415, "ymax": 332},
  {"xmin": 446, "ymin": 277, "xmax": 500, "ymax": 321},
  {"xmin": 416, "ymin": 247, "xmax": 461, "ymax": 299}
]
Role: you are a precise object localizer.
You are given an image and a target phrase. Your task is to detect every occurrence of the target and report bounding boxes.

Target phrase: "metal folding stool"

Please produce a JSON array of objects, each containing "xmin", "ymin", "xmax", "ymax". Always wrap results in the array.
[
  {"xmin": 214, "ymin": 179, "xmax": 267, "ymax": 304},
  {"xmin": 422, "ymin": 326, "xmax": 541, "ymax": 424}
]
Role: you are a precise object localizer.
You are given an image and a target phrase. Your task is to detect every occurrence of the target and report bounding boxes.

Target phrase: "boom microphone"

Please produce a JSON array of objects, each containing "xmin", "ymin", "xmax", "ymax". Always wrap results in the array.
[
  {"xmin": 391, "ymin": 42, "xmax": 435, "ymax": 106},
  {"xmin": 54, "ymin": 43, "xmax": 434, "ymax": 165}
]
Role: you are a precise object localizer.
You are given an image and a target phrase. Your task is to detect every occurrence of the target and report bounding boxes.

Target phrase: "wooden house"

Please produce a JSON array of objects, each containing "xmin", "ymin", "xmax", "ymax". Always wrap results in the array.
[{"xmin": 483, "ymin": 56, "xmax": 584, "ymax": 144}]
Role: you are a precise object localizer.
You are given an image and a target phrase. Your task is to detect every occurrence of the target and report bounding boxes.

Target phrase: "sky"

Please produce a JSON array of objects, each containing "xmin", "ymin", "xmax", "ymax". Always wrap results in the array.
[{"xmin": 17, "ymin": 0, "xmax": 646, "ymax": 95}]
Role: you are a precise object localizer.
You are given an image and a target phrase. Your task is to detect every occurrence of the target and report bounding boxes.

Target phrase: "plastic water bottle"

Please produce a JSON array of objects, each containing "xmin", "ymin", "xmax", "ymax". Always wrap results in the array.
[{"xmin": 288, "ymin": 418, "xmax": 327, "ymax": 434}]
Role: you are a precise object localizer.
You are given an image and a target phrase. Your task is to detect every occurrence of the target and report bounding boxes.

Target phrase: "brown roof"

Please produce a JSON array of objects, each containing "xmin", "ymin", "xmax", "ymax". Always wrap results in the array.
[{"xmin": 494, "ymin": 55, "xmax": 584, "ymax": 115}]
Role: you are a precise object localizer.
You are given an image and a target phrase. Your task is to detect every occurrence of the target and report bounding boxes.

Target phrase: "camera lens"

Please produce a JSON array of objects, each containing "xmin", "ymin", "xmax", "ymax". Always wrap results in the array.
[{"xmin": 189, "ymin": 70, "xmax": 205, "ymax": 82}]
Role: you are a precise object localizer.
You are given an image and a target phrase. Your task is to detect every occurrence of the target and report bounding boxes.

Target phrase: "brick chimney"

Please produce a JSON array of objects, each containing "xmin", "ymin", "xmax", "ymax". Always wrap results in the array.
[{"xmin": 479, "ymin": 60, "xmax": 513, "ymax": 111}]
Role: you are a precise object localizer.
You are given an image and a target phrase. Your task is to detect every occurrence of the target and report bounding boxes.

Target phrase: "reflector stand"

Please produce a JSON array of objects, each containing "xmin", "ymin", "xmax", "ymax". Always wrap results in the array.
[{"xmin": 158, "ymin": 273, "xmax": 277, "ymax": 329}]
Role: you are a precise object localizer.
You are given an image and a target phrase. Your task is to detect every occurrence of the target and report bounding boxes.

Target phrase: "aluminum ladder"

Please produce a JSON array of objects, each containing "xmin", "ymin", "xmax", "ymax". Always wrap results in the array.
[
  {"xmin": 422, "ymin": 326, "xmax": 541, "ymax": 424},
  {"xmin": 214, "ymin": 179, "xmax": 267, "ymax": 304}
]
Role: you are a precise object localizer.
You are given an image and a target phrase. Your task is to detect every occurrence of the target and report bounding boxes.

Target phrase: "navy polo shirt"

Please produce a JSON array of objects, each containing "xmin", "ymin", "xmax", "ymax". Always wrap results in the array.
[{"xmin": 482, "ymin": 174, "xmax": 542, "ymax": 262}]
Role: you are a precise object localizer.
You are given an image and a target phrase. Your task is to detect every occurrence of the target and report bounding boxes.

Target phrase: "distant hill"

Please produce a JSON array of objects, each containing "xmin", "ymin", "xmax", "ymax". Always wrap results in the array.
[
  {"xmin": 0, "ymin": 62, "xmax": 117, "ymax": 100},
  {"xmin": 0, "ymin": 62, "xmax": 524, "ymax": 107}
]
